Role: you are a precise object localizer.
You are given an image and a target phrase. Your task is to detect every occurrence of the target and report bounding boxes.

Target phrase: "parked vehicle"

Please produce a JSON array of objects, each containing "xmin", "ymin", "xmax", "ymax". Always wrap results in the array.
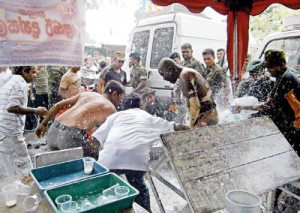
[
  {"xmin": 124, "ymin": 12, "xmax": 258, "ymax": 97},
  {"xmin": 253, "ymin": 30, "xmax": 300, "ymax": 77}
]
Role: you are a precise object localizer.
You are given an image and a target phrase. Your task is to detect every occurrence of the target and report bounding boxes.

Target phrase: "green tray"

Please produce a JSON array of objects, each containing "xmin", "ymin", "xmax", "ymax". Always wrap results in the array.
[
  {"xmin": 30, "ymin": 158, "xmax": 109, "ymax": 191},
  {"xmin": 44, "ymin": 173, "xmax": 139, "ymax": 213}
]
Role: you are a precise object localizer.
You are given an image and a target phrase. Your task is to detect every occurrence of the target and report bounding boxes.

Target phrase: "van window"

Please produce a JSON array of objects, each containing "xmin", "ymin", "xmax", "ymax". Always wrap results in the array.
[
  {"xmin": 131, "ymin": 30, "xmax": 150, "ymax": 67},
  {"xmin": 290, "ymin": 47, "xmax": 300, "ymax": 77},
  {"xmin": 150, "ymin": 27, "xmax": 174, "ymax": 69},
  {"xmin": 261, "ymin": 37, "xmax": 300, "ymax": 67}
]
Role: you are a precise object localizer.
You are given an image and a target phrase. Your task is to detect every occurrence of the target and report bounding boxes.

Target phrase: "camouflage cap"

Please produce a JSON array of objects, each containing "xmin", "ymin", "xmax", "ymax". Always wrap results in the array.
[
  {"xmin": 129, "ymin": 51, "xmax": 141, "ymax": 59},
  {"xmin": 262, "ymin": 50, "xmax": 286, "ymax": 68},
  {"xmin": 138, "ymin": 87, "xmax": 156, "ymax": 98},
  {"xmin": 247, "ymin": 59, "xmax": 262, "ymax": 73},
  {"xmin": 114, "ymin": 51, "xmax": 125, "ymax": 61}
]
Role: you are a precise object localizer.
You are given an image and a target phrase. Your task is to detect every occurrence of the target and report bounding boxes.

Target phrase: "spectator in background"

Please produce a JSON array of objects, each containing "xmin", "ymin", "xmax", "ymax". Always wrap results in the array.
[
  {"xmin": 235, "ymin": 59, "xmax": 274, "ymax": 102},
  {"xmin": 99, "ymin": 61, "xmax": 107, "ymax": 73},
  {"xmin": 47, "ymin": 65, "xmax": 67, "ymax": 108},
  {"xmin": 202, "ymin": 48, "xmax": 229, "ymax": 108},
  {"xmin": 181, "ymin": 43, "xmax": 205, "ymax": 75},
  {"xmin": 0, "ymin": 66, "xmax": 47, "ymax": 179},
  {"xmin": 59, "ymin": 66, "xmax": 81, "ymax": 99},
  {"xmin": 138, "ymin": 87, "xmax": 182, "ymax": 122},
  {"xmin": 96, "ymin": 51, "xmax": 127, "ymax": 94},
  {"xmin": 170, "ymin": 52, "xmax": 183, "ymax": 99},
  {"xmin": 129, "ymin": 51, "xmax": 147, "ymax": 93},
  {"xmin": 138, "ymin": 87, "xmax": 164, "ymax": 119},
  {"xmin": 169, "ymin": 52, "xmax": 182, "ymax": 65},
  {"xmin": 105, "ymin": 57, "xmax": 112, "ymax": 67},
  {"xmin": 85, "ymin": 55, "xmax": 98, "ymax": 71},
  {"xmin": 216, "ymin": 48, "xmax": 228, "ymax": 70},
  {"xmin": 83, "ymin": 57, "xmax": 88, "ymax": 67},
  {"xmin": 0, "ymin": 66, "xmax": 12, "ymax": 89},
  {"xmin": 93, "ymin": 51, "xmax": 101, "ymax": 70},
  {"xmin": 241, "ymin": 54, "xmax": 252, "ymax": 79},
  {"xmin": 34, "ymin": 66, "xmax": 49, "ymax": 109}
]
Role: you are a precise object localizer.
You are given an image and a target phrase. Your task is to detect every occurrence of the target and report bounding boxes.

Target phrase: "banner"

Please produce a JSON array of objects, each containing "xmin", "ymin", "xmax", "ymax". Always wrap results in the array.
[{"xmin": 0, "ymin": 0, "xmax": 85, "ymax": 66}]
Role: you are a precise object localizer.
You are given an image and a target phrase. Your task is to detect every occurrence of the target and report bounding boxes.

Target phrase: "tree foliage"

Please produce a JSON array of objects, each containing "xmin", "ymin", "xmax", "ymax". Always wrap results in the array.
[{"xmin": 250, "ymin": 4, "xmax": 300, "ymax": 42}]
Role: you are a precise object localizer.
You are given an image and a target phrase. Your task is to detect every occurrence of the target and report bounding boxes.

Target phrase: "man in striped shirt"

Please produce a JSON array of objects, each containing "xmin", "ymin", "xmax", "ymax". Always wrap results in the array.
[{"xmin": 0, "ymin": 66, "xmax": 48, "ymax": 179}]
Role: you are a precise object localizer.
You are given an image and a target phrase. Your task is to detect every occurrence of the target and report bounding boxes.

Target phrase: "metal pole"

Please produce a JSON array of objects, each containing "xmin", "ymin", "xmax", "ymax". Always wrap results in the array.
[{"xmin": 233, "ymin": 10, "xmax": 238, "ymax": 94}]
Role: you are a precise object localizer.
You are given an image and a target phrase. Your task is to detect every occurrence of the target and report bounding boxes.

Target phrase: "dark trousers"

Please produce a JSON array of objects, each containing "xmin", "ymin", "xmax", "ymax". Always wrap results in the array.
[
  {"xmin": 110, "ymin": 169, "xmax": 151, "ymax": 212},
  {"xmin": 35, "ymin": 94, "xmax": 49, "ymax": 109}
]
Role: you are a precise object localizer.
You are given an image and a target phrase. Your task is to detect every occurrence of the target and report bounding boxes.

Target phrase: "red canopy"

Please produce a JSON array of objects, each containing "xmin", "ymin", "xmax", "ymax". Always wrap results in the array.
[{"xmin": 152, "ymin": 0, "xmax": 300, "ymax": 82}]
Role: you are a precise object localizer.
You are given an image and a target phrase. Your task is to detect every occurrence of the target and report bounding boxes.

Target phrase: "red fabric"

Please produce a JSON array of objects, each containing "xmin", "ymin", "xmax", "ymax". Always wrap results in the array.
[
  {"xmin": 87, "ymin": 129, "xmax": 95, "ymax": 142},
  {"xmin": 227, "ymin": 11, "xmax": 249, "ymax": 81},
  {"xmin": 55, "ymin": 108, "xmax": 70, "ymax": 119},
  {"xmin": 152, "ymin": 0, "xmax": 300, "ymax": 82}
]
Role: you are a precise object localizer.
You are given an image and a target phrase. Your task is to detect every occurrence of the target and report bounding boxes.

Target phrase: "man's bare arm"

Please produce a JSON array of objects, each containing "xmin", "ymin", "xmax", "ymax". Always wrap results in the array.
[
  {"xmin": 7, "ymin": 106, "xmax": 47, "ymax": 116},
  {"xmin": 96, "ymin": 78, "xmax": 104, "ymax": 94},
  {"xmin": 35, "ymin": 94, "xmax": 80, "ymax": 138},
  {"xmin": 231, "ymin": 102, "xmax": 266, "ymax": 113}
]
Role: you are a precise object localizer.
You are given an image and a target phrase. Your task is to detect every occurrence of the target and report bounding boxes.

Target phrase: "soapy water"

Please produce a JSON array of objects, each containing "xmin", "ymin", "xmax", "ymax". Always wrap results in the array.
[{"xmin": 39, "ymin": 171, "xmax": 86, "ymax": 189}]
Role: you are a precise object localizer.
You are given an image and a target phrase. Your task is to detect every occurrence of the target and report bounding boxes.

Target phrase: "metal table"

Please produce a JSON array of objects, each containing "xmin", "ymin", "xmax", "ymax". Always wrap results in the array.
[{"xmin": 159, "ymin": 116, "xmax": 300, "ymax": 213}]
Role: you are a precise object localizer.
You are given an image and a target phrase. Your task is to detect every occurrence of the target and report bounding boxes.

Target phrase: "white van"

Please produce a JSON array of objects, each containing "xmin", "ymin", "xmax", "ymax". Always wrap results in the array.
[
  {"xmin": 124, "ymin": 12, "xmax": 258, "ymax": 96},
  {"xmin": 253, "ymin": 30, "xmax": 300, "ymax": 77}
]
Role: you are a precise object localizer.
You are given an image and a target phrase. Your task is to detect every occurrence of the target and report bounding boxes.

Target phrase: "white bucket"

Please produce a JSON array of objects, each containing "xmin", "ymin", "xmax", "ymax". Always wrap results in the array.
[{"xmin": 225, "ymin": 190, "xmax": 265, "ymax": 213}]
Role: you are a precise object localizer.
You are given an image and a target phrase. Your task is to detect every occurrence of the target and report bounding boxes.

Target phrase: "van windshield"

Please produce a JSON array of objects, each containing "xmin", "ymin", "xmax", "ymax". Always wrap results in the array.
[
  {"xmin": 131, "ymin": 30, "xmax": 150, "ymax": 67},
  {"xmin": 150, "ymin": 27, "xmax": 174, "ymax": 69}
]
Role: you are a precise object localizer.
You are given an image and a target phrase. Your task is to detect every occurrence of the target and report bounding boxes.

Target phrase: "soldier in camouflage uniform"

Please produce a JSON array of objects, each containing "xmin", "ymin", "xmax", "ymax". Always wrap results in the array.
[
  {"xmin": 202, "ymin": 48, "xmax": 229, "ymax": 108},
  {"xmin": 47, "ymin": 65, "xmax": 67, "ymax": 108},
  {"xmin": 235, "ymin": 59, "xmax": 274, "ymax": 102},
  {"xmin": 96, "ymin": 51, "xmax": 126, "ymax": 94},
  {"xmin": 181, "ymin": 43, "xmax": 205, "ymax": 75},
  {"xmin": 129, "ymin": 52, "xmax": 147, "ymax": 93},
  {"xmin": 232, "ymin": 50, "xmax": 300, "ymax": 155},
  {"xmin": 138, "ymin": 87, "xmax": 177, "ymax": 121},
  {"xmin": 173, "ymin": 43, "xmax": 205, "ymax": 100}
]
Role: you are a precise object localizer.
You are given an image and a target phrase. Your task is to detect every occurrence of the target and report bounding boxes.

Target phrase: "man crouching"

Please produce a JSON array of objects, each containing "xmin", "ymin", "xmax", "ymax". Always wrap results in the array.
[{"xmin": 158, "ymin": 58, "xmax": 218, "ymax": 127}]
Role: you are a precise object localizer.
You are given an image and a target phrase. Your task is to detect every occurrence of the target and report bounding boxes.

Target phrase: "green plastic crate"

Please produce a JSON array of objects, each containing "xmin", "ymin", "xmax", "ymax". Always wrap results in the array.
[
  {"xmin": 44, "ymin": 173, "xmax": 139, "ymax": 213},
  {"xmin": 30, "ymin": 158, "xmax": 109, "ymax": 191}
]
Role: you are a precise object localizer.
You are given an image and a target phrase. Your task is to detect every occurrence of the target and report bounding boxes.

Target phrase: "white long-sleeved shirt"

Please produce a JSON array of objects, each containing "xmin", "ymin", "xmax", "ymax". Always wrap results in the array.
[{"xmin": 92, "ymin": 108, "xmax": 175, "ymax": 171}]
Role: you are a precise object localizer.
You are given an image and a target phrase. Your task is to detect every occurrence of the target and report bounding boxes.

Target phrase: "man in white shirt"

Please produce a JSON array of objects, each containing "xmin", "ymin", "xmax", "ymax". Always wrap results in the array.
[
  {"xmin": 36, "ymin": 80, "xmax": 125, "ymax": 159},
  {"xmin": 0, "ymin": 66, "xmax": 48, "ymax": 179},
  {"xmin": 0, "ymin": 66, "xmax": 12, "ymax": 88},
  {"xmin": 92, "ymin": 93, "xmax": 188, "ymax": 212}
]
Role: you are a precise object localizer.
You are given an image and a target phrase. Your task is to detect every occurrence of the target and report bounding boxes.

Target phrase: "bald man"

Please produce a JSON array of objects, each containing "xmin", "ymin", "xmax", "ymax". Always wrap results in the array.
[
  {"xmin": 158, "ymin": 58, "xmax": 218, "ymax": 128},
  {"xmin": 36, "ymin": 80, "xmax": 125, "ymax": 158}
]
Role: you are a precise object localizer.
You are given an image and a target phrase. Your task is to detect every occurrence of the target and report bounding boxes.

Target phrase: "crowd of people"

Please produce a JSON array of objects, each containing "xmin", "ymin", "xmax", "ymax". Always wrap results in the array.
[{"xmin": 0, "ymin": 44, "xmax": 300, "ymax": 212}]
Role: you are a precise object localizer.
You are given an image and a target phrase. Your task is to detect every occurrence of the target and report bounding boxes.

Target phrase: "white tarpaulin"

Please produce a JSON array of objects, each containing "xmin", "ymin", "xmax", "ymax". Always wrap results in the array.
[{"xmin": 0, "ymin": 0, "xmax": 85, "ymax": 66}]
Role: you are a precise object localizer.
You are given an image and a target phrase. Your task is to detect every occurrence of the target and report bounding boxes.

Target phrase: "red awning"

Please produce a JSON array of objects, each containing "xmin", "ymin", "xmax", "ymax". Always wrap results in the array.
[{"xmin": 152, "ymin": 0, "xmax": 300, "ymax": 82}]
